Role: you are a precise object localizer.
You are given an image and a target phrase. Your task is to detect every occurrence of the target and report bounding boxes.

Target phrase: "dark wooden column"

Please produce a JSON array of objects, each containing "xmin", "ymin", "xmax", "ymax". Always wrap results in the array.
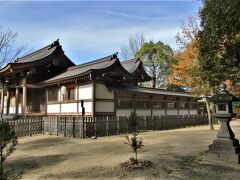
[
  {"xmin": 15, "ymin": 88, "xmax": 19, "ymax": 115},
  {"xmin": 6, "ymin": 89, "xmax": 10, "ymax": 114}
]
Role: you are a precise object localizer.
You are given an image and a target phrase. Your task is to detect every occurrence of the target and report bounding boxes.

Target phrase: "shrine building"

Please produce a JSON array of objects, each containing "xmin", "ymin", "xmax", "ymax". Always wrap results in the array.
[{"xmin": 0, "ymin": 40, "xmax": 199, "ymax": 119}]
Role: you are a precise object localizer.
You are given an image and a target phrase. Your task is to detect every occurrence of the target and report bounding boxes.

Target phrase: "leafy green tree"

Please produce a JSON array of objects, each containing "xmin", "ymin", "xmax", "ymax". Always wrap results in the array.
[
  {"xmin": 0, "ymin": 121, "xmax": 18, "ymax": 180},
  {"xmin": 198, "ymin": 0, "xmax": 240, "ymax": 87},
  {"xmin": 127, "ymin": 112, "xmax": 138, "ymax": 133},
  {"xmin": 124, "ymin": 133, "xmax": 143, "ymax": 162},
  {"xmin": 136, "ymin": 41, "xmax": 176, "ymax": 88}
]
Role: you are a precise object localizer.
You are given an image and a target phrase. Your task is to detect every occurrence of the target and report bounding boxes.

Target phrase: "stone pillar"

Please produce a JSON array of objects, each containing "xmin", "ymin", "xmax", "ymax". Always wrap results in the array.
[
  {"xmin": 22, "ymin": 85, "xmax": 27, "ymax": 116},
  {"xmin": 15, "ymin": 88, "xmax": 19, "ymax": 115}
]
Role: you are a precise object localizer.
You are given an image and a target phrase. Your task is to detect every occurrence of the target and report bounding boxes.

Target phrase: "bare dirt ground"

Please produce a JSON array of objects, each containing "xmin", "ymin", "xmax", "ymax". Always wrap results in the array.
[{"xmin": 6, "ymin": 120, "xmax": 240, "ymax": 180}]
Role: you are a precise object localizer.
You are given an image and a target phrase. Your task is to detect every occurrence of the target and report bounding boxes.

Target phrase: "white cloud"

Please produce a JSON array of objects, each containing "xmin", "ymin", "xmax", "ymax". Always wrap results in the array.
[{"xmin": 105, "ymin": 10, "xmax": 187, "ymax": 21}]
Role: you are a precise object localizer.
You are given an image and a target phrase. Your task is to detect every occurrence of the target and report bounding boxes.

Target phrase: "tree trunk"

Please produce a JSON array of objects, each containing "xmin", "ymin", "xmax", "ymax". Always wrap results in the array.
[
  {"xmin": 152, "ymin": 65, "xmax": 156, "ymax": 88},
  {"xmin": 135, "ymin": 151, "xmax": 138, "ymax": 161},
  {"xmin": 205, "ymin": 98, "xmax": 214, "ymax": 130}
]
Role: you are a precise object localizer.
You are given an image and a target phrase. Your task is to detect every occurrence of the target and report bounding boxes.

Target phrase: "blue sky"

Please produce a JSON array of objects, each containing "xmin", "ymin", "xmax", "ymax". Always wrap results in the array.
[{"xmin": 0, "ymin": 1, "xmax": 201, "ymax": 64}]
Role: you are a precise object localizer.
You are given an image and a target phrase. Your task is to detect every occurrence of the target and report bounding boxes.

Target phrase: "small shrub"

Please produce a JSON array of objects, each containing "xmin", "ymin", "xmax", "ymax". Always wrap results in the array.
[
  {"xmin": 0, "ymin": 121, "xmax": 18, "ymax": 180},
  {"xmin": 124, "ymin": 133, "xmax": 143, "ymax": 163}
]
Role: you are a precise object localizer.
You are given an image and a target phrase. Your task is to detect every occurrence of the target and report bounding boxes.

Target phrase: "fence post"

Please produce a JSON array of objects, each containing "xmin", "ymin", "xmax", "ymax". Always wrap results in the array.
[
  {"xmin": 82, "ymin": 116, "xmax": 85, "ymax": 138},
  {"xmin": 64, "ymin": 117, "xmax": 67, "ymax": 137},
  {"xmin": 73, "ymin": 117, "xmax": 75, "ymax": 138},
  {"xmin": 117, "ymin": 116, "xmax": 120, "ymax": 135},
  {"xmin": 94, "ymin": 117, "xmax": 97, "ymax": 137},
  {"xmin": 144, "ymin": 116, "xmax": 147, "ymax": 132},
  {"xmin": 165, "ymin": 116, "xmax": 168, "ymax": 130},
  {"xmin": 28, "ymin": 117, "xmax": 32, "ymax": 137},
  {"xmin": 57, "ymin": 116, "xmax": 59, "ymax": 136},
  {"xmin": 48, "ymin": 116, "xmax": 52, "ymax": 135},
  {"xmin": 42, "ymin": 116, "xmax": 44, "ymax": 134},
  {"xmin": 106, "ymin": 116, "xmax": 109, "ymax": 136}
]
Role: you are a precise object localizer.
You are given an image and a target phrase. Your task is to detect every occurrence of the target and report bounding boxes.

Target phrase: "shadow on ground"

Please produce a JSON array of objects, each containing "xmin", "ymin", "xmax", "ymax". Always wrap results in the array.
[
  {"xmin": 6, "ymin": 154, "xmax": 68, "ymax": 176},
  {"xmin": 20, "ymin": 137, "xmax": 70, "ymax": 150},
  {"xmin": 39, "ymin": 154, "xmax": 240, "ymax": 180}
]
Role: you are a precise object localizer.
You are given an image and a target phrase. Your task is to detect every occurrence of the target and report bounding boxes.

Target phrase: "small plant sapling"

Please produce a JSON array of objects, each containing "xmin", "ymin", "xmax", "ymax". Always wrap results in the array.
[{"xmin": 124, "ymin": 133, "xmax": 143, "ymax": 163}]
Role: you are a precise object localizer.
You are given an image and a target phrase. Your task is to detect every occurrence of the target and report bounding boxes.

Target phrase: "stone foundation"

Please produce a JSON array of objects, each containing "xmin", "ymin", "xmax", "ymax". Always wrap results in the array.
[{"xmin": 205, "ymin": 138, "xmax": 240, "ymax": 164}]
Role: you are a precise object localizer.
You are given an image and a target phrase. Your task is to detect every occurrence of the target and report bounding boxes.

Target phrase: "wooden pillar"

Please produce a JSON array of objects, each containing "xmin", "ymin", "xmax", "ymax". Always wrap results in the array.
[
  {"xmin": 6, "ymin": 89, "xmax": 10, "ymax": 114},
  {"xmin": 15, "ymin": 88, "xmax": 19, "ymax": 115},
  {"xmin": 45, "ymin": 88, "xmax": 48, "ymax": 115},
  {"xmin": 0, "ymin": 90, "xmax": 4, "ymax": 115},
  {"xmin": 22, "ymin": 85, "xmax": 27, "ymax": 116},
  {"xmin": 92, "ymin": 82, "xmax": 95, "ymax": 117},
  {"xmin": 76, "ymin": 85, "xmax": 79, "ymax": 117}
]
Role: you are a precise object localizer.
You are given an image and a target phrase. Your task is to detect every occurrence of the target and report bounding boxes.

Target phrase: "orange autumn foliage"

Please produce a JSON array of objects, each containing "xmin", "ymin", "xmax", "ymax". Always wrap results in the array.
[
  {"xmin": 225, "ymin": 80, "xmax": 240, "ymax": 96},
  {"xmin": 168, "ymin": 39, "xmax": 205, "ymax": 94}
]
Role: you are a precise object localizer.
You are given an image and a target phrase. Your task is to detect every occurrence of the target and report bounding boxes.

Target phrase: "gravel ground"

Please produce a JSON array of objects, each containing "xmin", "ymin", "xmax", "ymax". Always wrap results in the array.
[{"xmin": 6, "ymin": 120, "xmax": 240, "ymax": 180}]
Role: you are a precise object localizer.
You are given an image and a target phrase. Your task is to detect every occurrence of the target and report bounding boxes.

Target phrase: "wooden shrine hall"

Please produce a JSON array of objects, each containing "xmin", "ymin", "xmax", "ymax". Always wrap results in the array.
[{"xmin": 0, "ymin": 40, "xmax": 199, "ymax": 119}]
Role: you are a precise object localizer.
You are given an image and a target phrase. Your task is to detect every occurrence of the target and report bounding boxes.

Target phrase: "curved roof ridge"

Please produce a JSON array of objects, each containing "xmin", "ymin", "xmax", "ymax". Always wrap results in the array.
[
  {"xmin": 121, "ymin": 58, "xmax": 139, "ymax": 64},
  {"xmin": 16, "ymin": 39, "xmax": 60, "ymax": 62},
  {"xmin": 67, "ymin": 52, "xmax": 118, "ymax": 71}
]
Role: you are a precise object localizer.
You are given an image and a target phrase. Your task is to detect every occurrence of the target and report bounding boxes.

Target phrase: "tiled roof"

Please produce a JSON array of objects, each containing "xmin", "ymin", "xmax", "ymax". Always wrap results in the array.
[
  {"xmin": 121, "ymin": 58, "xmax": 152, "ymax": 81},
  {"xmin": 121, "ymin": 58, "xmax": 140, "ymax": 73},
  {"xmin": 120, "ymin": 86, "xmax": 197, "ymax": 98},
  {"xmin": 15, "ymin": 40, "xmax": 59, "ymax": 64},
  {"xmin": 42, "ymin": 53, "xmax": 118, "ymax": 83}
]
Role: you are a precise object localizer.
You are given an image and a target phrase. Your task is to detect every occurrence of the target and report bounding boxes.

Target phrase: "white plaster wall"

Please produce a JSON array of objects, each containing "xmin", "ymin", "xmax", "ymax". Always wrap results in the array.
[
  {"xmin": 167, "ymin": 109, "xmax": 178, "ymax": 115},
  {"xmin": 95, "ymin": 101, "xmax": 114, "ymax": 112},
  {"xmin": 95, "ymin": 84, "xmax": 114, "ymax": 99},
  {"xmin": 3, "ymin": 95, "xmax": 7, "ymax": 114},
  {"xmin": 61, "ymin": 103, "xmax": 77, "ymax": 113},
  {"xmin": 9, "ymin": 107, "xmax": 15, "ymax": 114},
  {"xmin": 153, "ymin": 110, "xmax": 166, "ymax": 116},
  {"xmin": 78, "ymin": 84, "xmax": 93, "ymax": 100},
  {"xmin": 179, "ymin": 110, "xmax": 189, "ymax": 115},
  {"xmin": 190, "ymin": 109, "xmax": 198, "ymax": 115},
  {"xmin": 47, "ymin": 104, "xmax": 60, "ymax": 113},
  {"xmin": 79, "ymin": 102, "xmax": 93, "ymax": 113},
  {"xmin": 116, "ymin": 109, "xmax": 134, "ymax": 117},
  {"xmin": 9, "ymin": 97, "xmax": 15, "ymax": 114},
  {"xmin": 136, "ymin": 110, "xmax": 151, "ymax": 116},
  {"xmin": 18, "ymin": 106, "xmax": 22, "ymax": 114}
]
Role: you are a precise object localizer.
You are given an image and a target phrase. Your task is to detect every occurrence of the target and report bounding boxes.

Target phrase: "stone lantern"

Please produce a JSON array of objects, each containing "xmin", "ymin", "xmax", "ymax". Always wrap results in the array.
[{"xmin": 205, "ymin": 82, "xmax": 240, "ymax": 164}]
